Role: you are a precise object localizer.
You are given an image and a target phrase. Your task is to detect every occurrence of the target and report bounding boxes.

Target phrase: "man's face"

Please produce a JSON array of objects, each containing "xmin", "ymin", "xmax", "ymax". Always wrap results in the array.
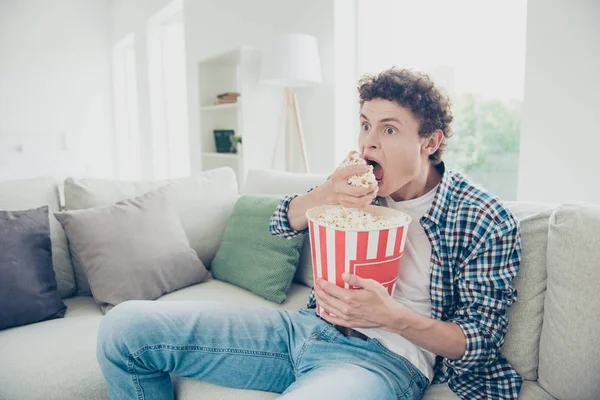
[{"xmin": 358, "ymin": 98, "xmax": 429, "ymax": 198}]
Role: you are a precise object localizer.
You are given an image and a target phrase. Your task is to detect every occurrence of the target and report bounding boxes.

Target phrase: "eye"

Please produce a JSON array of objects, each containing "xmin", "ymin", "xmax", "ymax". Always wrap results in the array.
[
  {"xmin": 361, "ymin": 122, "xmax": 371, "ymax": 132},
  {"xmin": 384, "ymin": 126, "xmax": 397, "ymax": 135}
]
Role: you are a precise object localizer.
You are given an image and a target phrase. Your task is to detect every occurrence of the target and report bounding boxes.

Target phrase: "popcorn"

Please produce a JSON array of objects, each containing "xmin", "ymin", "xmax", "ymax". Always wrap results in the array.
[
  {"xmin": 339, "ymin": 152, "xmax": 377, "ymax": 188},
  {"xmin": 317, "ymin": 206, "xmax": 407, "ymax": 230}
]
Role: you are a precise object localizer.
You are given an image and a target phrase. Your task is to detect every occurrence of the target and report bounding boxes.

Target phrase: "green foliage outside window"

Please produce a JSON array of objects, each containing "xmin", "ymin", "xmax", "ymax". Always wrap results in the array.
[{"xmin": 445, "ymin": 93, "xmax": 521, "ymax": 200}]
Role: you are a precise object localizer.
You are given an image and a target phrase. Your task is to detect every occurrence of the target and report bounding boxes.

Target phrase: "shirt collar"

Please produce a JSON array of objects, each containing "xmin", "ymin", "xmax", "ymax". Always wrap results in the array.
[
  {"xmin": 421, "ymin": 161, "xmax": 452, "ymax": 227},
  {"xmin": 375, "ymin": 161, "xmax": 452, "ymax": 227}
]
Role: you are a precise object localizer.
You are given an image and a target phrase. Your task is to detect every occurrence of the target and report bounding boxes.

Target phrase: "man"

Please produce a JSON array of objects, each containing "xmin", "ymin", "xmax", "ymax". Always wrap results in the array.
[{"xmin": 97, "ymin": 68, "xmax": 522, "ymax": 399}]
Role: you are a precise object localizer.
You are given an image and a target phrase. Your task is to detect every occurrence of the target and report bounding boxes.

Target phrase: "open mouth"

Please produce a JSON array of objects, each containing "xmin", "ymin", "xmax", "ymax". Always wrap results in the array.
[{"xmin": 365, "ymin": 158, "xmax": 384, "ymax": 183}]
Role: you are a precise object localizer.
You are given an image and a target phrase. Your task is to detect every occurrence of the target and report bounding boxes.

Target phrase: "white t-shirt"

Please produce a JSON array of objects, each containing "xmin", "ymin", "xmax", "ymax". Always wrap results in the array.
[{"xmin": 355, "ymin": 185, "xmax": 438, "ymax": 382}]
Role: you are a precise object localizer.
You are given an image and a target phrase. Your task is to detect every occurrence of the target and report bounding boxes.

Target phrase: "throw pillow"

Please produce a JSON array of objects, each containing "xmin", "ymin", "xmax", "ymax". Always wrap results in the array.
[
  {"xmin": 211, "ymin": 196, "xmax": 306, "ymax": 303},
  {"xmin": 0, "ymin": 206, "xmax": 67, "ymax": 330},
  {"xmin": 54, "ymin": 189, "xmax": 211, "ymax": 313},
  {"xmin": 62, "ymin": 167, "xmax": 238, "ymax": 295},
  {"xmin": 0, "ymin": 177, "xmax": 75, "ymax": 298}
]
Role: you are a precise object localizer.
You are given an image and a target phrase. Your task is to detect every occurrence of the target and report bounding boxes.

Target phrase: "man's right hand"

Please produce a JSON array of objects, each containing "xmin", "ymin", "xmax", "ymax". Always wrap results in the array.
[
  {"xmin": 326, "ymin": 164, "xmax": 379, "ymax": 209},
  {"xmin": 286, "ymin": 159, "xmax": 379, "ymax": 232}
]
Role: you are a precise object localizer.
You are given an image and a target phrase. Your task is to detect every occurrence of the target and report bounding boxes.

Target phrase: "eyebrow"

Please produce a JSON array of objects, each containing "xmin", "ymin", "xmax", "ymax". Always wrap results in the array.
[{"xmin": 360, "ymin": 114, "xmax": 404, "ymax": 126}]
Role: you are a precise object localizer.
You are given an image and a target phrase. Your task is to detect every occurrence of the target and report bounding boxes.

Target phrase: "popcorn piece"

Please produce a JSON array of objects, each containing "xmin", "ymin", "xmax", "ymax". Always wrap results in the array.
[
  {"xmin": 317, "ymin": 206, "xmax": 406, "ymax": 230},
  {"xmin": 339, "ymin": 152, "xmax": 377, "ymax": 188}
]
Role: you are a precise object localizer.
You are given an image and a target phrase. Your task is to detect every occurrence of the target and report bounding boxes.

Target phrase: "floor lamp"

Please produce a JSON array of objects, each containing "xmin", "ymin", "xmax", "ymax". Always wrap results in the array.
[{"xmin": 260, "ymin": 33, "xmax": 322, "ymax": 173}]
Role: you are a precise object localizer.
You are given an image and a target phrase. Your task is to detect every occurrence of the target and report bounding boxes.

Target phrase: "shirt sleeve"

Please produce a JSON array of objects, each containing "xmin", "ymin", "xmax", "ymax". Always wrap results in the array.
[
  {"xmin": 269, "ymin": 180, "xmax": 383, "ymax": 239},
  {"xmin": 446, "ymin": 216, "xmax": 521, "ymax": 374},
  {"xmin": 269, "ymin": 193, "xmax": 307, "ymax": 238}
]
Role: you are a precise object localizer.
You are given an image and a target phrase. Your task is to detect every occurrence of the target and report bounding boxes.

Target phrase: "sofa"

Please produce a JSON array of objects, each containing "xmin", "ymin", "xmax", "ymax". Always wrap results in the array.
[{"xmin": 0, "ymin": 167, "xmax": 599, "ymax": 400}]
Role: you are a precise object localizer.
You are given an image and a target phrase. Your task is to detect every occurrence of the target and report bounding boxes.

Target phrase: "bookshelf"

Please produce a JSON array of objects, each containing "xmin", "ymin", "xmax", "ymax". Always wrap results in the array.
[
  {"xmin": 197, "ymin": 47, "xmax": 280, "ymax": 189},
  {"xmin": 198, "ymin": 49, "xmax": 241, "ymax": 184},
  {"xmin": 200, "ymin": 103, "xmax": 239, "ymax": 112}
]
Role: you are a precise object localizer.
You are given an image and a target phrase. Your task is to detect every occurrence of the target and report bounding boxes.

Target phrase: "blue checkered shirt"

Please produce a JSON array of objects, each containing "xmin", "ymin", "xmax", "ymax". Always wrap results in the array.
[{"xmin": 269, "ymin": 163, "xmax": 523, "ymax": 400}]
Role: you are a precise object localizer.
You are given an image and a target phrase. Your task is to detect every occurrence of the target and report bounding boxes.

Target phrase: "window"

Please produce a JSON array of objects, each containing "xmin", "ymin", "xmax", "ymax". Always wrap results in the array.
[
  {"xmin": 358, "ymin": 0, "xmax": 527, "ymax": 199},
  {"xmin": 147, "ymin": 0, "xmax": 190, "ymax": 180},
  {"xmin": 112, "ymin": 33, "xmax": 142, "ymax": 179}
]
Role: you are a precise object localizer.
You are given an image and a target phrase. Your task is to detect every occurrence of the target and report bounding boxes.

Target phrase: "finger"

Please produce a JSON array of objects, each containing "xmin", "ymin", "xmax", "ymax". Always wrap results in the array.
[
  {"xmin": 319, "ymin": 308, "xmax": 340, "ymax": 325},
  {"xmin": 315, "ymin": 292, "xmax": 348, "ymax": 320},
  {"xmin": 345, "ymin": 150, "xmax": 360, "ymax": 159},
  {"xmin": 342, "ymin": 273, "xmax": 371, "ymax": 289},
  {"xmin": 337, "ymin": 183, "xmax": 373, "ymax": 197},
  {"xmin": 316, "ymin": 284, "xmax": 352, "ymax": 315},
  {"xmin": 314, "ymin": 283, "xmax": 324, "ymax": 297},
  {"xmin": 325, "ymin": 313, "xmax": 375, "ymax": 329},
  {"xmin": 314, "ymin": 282, "xmax": 336, "ymax": 301},
  {"xmin": 337, "ymin": 194, "xmax": 374, "ymax": 209},
  {"xmin": 335, "ymin": 164, "xmax": 370, "ymax": 180},
  {"xmin": 360, "ymin": 191, "xmax": 379, "ymax": 207},
  {"xmin": 367, "ymin": 182, "xmax": 379, "ymax": 193},
  {"xmin": 318, "ymin": 278, "xmax": 353, "ymax": 302},
  {"xmin": 320, "ymin": 310, "xmax": 355, "ymax": 328}
]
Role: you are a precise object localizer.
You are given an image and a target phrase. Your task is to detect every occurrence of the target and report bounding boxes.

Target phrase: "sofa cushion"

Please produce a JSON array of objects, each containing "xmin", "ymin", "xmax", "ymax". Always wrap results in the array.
[
  {"xmin": 0, "ymin": 206, "xmax": 67, "ymax": 330},
  {"xmin": 0, "ymin": 296, "xmax": 107, "ymax": 400},
  {"xmin": 0, "ymin": 279, "xmax": 311, "ymax": 400},
  {"xmin": 175, "ymin": 377, "xmax": 279, "ymax": 400},
  {"xmin": 176, "ymin": 380, "xmax": 454, "ymax": 400},
  {"xmin": 501, "ymin": 202, "xmax": 556, "ymax": 380},
  {"xmin": 211, "ymin": 196, "xmax": 306, "ymax": 303},
  {"xmin": 422, "ymin": 383, "xmax": 459, "ymax": 399},
  {"xmin": 0, "ymin": 177, "xmax": 75, "ymax": 298},
  {"xmin": 60, "ymin": 295, "xmax": 104, "ymax": 318},
  {"xmin": 55, "ymin": 189, "xmax": 211, "ymax": 313},
  {"xmin": 518, "ymin": 381, "xmax": 556, "ymax": 400},
  {"xmin": 63, "ymin": 167, "xmax": 238, "ymax": 295},
  {"xmin": 158, "ymin": 279, "xmax": 312, "ymax": 311},
  {"xmin": 538, "ymin": 203, "xmax": 600, "ymax": 400}
]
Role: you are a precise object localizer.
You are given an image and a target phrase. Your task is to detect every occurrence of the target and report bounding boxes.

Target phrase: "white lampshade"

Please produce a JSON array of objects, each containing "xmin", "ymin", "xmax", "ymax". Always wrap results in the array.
[{"xmin": 259, "ymin": 33, "xmax": 322, "ymax": 88}]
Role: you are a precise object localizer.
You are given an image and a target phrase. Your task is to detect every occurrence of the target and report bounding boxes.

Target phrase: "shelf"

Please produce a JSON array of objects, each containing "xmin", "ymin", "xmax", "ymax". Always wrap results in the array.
[
  {"xmin": 200, "ymin": 103, "xmax": 239, "ymax": 111},
  {"xmin": 202, "ymin": 152, "xmax": 239, "ymax": 159}
]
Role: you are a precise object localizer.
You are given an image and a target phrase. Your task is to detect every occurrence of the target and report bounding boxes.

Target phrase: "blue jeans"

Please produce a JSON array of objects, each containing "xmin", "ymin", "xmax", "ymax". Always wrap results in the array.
[{"xmin": 97, "ymin": 300, "xmax": 428, "ymax": 400}]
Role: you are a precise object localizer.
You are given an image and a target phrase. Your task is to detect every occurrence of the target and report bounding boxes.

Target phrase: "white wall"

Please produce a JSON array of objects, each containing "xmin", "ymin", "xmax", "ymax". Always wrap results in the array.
[
  {"xmin": 109, "ymin": 0, "xmax": 338, "ymax": 177},
  {"xmin": 518, "ymin": 0, "xmax": 600, "ymax": 203},
  {"xmin": 110, "ymin": 0, "xmax": 174, "ymax": 179},
  {"xmin": 0, "ymin": 0, "xmax": 114, "ymax": 180},
  {"xmin": 333, "ymin": 0, "xmax": 360, "ymax": 165}
]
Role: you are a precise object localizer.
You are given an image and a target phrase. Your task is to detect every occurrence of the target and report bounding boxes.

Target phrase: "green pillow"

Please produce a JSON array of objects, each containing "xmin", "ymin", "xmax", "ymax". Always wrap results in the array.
[{"xmin": 211, "ymin": 195, "xmax": 306, "ymax": 303}]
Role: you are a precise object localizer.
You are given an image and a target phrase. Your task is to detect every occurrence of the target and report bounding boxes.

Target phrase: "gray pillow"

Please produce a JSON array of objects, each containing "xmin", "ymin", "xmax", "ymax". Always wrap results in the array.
[
  {"xmin": 0, "ymin": 206, "xmax": 67, "ymax": 330},
  {"xmin": 54, "ymin": 189, "xmax": 211, "ymax": 313},
  {"xmin": 0, "ymin": 177, "xmax": 75, "ymax": 298},
  {"xmin": 62, "ymin": 168, "xmax": 238, "ymax": 296}
]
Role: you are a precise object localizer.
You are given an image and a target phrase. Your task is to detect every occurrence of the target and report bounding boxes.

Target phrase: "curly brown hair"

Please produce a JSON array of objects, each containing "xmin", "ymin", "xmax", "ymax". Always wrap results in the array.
[{"xmin": 358, "ymin": 68, "xmax": 453, "ymax": 165}]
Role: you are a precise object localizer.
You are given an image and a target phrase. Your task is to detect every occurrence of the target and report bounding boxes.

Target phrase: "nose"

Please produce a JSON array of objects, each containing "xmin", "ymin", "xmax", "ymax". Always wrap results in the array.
[{"xmin": 360, "ymin": 129, "xmax": 380, "ymax": 152}]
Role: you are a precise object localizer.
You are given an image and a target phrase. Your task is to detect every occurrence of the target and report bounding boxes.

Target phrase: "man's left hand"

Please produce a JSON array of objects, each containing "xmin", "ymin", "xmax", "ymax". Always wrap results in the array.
[{"xmin": 314, "ymin": 273, "xmax": 407, "ymax": 329}]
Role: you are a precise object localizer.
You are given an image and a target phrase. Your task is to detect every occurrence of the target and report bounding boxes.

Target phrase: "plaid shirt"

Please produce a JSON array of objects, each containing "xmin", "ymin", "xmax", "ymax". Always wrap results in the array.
[{"xmin": 269, "ymin": 163, "xmax": 523, "ymax": 400}]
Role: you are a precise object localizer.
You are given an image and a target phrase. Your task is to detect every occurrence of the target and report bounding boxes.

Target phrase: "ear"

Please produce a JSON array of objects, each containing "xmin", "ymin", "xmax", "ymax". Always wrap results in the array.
[{"xmin": 422, "ymin": 129, "xmax": 444, "ymax": 156}]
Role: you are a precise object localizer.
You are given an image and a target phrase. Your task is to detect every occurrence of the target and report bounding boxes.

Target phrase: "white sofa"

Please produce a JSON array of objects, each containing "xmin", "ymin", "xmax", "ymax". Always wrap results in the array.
[{"xmin": 0, "ymin": 168, "xmax": 599, "ymax": 400}]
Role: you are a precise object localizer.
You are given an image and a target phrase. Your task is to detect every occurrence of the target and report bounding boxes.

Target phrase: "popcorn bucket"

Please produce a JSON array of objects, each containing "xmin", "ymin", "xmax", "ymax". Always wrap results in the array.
[{"xmin": 306, "ymin": 205, "xmax": 412, "ymax": 317}]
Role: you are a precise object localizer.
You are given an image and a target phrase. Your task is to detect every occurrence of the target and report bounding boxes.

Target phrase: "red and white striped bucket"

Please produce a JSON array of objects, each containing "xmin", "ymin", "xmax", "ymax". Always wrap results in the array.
[{"xmin": 306, "ymin": 205, "xmax": 411, "ymax": 317}]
